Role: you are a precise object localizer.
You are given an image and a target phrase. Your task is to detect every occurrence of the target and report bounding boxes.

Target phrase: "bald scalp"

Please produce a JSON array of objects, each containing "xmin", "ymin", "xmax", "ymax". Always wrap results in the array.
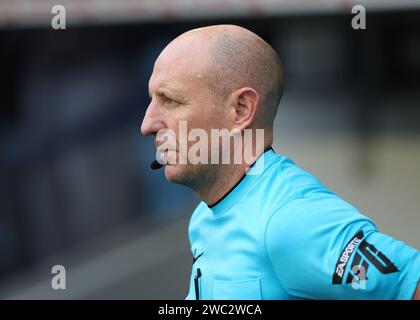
[
  {"xmin": 202, "ymin": 25, "xmax": 284, "ymax": 128},
  {"xmin": 167, "ymin": 24, "xmax": 284, "ymax": 128}
]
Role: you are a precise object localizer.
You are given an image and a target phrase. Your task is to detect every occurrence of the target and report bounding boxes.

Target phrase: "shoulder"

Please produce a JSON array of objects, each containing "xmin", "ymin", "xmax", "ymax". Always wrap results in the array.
[
  {"xmin": 264, "ymin": 194, "xmax": 376, "ymax": 253},
  {"xmin": 256, "ymin": 153, "xmax": 335, "ymax": 212},
  {"xmin": 254, "ymin": 154, "xmax": 378, "ymax": 253},
  {"xmin": 262, "ymin": 192, "xmax": 378, "ymax": 280},
  {"xmin": 258, "ymin": 153, "xmax": 375, "ymax": 227}
]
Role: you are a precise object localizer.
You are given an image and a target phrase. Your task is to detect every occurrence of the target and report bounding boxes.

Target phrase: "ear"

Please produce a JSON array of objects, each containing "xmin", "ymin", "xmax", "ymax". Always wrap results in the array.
[{"xmin": 230, "ymin": 87, "xmax": 259, "ymax": 131}]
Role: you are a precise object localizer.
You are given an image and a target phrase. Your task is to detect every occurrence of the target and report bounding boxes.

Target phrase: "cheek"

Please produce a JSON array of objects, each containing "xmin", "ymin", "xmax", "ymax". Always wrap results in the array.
[
  {"xmin": 195, "ymin": 107, "xmax": 227, "ymax": 131},
  {"xmin": 169, "ymin": 100, "xmax": 227, "ymax": 144}
]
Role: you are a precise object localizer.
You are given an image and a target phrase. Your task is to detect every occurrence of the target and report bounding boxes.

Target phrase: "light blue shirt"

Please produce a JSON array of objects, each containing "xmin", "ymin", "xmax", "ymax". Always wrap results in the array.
[{"xmin": 185, "ymin": 148, "xmax": 419, "ymax": 299}]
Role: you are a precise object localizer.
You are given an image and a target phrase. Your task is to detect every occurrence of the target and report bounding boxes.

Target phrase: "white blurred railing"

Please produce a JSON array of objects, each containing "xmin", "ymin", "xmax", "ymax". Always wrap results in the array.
[{"xmin": 0, "ymin": 0, "xmax": 419, "ymax": 28}]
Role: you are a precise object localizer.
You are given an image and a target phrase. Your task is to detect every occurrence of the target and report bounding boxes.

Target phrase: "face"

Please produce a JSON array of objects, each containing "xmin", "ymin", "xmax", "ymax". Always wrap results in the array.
[{"xmin": 141, "ymin": 36, "xmax": 230, "ymax": 187}]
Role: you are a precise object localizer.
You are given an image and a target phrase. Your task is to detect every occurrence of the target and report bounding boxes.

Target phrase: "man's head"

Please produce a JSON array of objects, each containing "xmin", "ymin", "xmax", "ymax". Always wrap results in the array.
[{"xmin": 141, "ymin": 24, "xmax": 284, "ymax": 191}]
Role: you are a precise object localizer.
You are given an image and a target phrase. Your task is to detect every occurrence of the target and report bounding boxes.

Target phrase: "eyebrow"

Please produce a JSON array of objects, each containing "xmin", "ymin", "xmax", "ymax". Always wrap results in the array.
[{"xmin": 149, "ymin": 83, "xmax": 181, "ymax": 100}]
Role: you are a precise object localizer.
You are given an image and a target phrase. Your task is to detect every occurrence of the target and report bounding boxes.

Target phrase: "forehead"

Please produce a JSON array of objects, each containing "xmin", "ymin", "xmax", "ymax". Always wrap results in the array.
[
  {"xmin": 149, "ymin": 38, "xmax": 211, "ymax": 94},
  {"xmin": 149, "ymin": 63, "xmax": 208, "ymax": 97}
]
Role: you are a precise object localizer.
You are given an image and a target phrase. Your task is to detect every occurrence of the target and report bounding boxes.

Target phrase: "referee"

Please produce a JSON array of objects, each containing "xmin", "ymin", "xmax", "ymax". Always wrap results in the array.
[{"xmin": 141, "ymin": 25, "xmax": 419, "ymax": 299}]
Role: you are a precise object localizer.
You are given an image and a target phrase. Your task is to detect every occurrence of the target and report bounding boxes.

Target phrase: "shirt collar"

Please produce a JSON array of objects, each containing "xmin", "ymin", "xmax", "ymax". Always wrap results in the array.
[{"xmin": 207, "ymin": 147, "xmax": 277, "ymax": 216}]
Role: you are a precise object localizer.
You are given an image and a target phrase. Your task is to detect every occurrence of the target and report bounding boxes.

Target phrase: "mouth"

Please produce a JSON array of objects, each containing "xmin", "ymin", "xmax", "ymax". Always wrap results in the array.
[
  {"xmin": 157, "ymin": 148, "xmax": 177, "ymax": 164},
  {"xmin": 160, "ymin": 148, "xmax": 176, "ymax": 154}
]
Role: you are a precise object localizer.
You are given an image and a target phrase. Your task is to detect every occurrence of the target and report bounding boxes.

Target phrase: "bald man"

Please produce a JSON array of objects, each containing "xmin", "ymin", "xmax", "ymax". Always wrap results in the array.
[{"xmin": 141, "ymin": 25, "xmax": 419, "ymax": 300}]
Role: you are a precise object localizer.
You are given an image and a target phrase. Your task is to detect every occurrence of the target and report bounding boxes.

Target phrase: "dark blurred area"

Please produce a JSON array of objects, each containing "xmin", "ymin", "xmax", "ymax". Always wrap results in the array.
[{"xmin": 0, "ymin": 0, "xmax": 419, "ymax": 299}]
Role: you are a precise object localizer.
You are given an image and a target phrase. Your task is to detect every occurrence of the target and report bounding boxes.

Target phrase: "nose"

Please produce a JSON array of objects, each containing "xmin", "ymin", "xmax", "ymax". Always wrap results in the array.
[{"xmin": 140, "ymin": 100, "xmax": 166, "ymax": 137}]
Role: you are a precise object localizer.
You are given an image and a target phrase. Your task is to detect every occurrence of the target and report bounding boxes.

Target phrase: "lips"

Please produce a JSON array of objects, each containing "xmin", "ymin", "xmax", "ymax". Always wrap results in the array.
[
  {"xmin": 157, "ymin": 148, "xmax": 177, "ymax": 164},
  {"xmin": 159, "ymin": 148, "xmax": 177, "ymax": 155}
]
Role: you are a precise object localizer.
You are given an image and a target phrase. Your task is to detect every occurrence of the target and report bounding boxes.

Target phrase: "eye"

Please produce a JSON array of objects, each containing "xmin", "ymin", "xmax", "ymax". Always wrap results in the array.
[{"xmin": 162, "ymin": 95, "xmax": 178, "ymax": 106}]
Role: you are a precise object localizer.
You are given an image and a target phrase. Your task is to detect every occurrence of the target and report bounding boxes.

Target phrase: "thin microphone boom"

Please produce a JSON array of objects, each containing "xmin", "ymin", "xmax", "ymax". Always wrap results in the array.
[{"xmin": 150, "ymin": 160, "xmax": 163, "ymax": 170}]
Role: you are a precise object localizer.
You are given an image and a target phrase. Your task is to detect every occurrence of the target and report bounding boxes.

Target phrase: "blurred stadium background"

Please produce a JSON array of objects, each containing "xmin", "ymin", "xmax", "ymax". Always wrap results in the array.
[{"xmin": 0, "ymin": 0, "xmax": 419, "ymax": 299}]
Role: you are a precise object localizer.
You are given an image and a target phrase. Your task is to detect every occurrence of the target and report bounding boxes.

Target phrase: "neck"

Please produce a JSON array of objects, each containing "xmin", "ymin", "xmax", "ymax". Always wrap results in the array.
[
  {"xmin": 194, "ymin": 142, "xmax": 271, "ymax": 206},
  {"xmin": 197, "ymin": 163, "xmax": 248, "ymax": 206}
]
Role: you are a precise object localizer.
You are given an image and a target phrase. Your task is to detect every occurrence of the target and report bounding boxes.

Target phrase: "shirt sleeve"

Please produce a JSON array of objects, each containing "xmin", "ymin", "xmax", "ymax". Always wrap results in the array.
[{"xmin": 265, "ymin": 195, "xmax": 420, "ymax": 300}]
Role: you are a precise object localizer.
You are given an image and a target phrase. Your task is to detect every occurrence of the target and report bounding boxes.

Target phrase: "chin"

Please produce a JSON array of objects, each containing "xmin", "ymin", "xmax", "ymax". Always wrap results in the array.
[{"xmin": 164, "ymin": 164, "xmax": 190, "ymax": 184}]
